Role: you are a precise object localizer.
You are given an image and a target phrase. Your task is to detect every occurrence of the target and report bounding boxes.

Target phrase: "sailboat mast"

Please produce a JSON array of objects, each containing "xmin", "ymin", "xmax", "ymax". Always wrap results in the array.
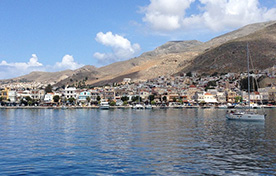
[{"xmin": 247, "ymin": 43, "xmax": 251, "ymax": 108}]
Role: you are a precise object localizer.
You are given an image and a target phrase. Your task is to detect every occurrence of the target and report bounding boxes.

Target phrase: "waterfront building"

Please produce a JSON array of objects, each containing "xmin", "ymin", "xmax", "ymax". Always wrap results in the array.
[
  {"xmin": 78, "ymin": 90, "xmax": 91, "ymax": 103},
  {"xmin": 90, "ymin": 89, "xmax": 100, "ymax": 102},
  {"xmin": 103, "ymin": 87, "xmax": 115, "ymax": 101},
  {"xmin": 8, "ymin": 90, "xmax": 17, "ymax": 103},
  {"xmin": 18, "ymin": 90, "xmax": 32, "ymax": 100},
  {"xmin": 1, "ymin": 87, "xmax": 10, "ymax": 101},
  {"xmin": 30, "ymin": 89, "xmax": 45, "ymax": 100},
  {"xmin": 65, "ymin": 87, "xmax": 77, "ymax": 99},
  {"xmin": 203, "ymin": 92, "xmax": 218, "ymax": 103},
  {"xmin": 268, "ymin": 87, "xmax": 276, "ymax": 103},
  {"xmin": 226, "ymin": 90, "xmax": 237, "ymax": 103},
  {"xmin": 44, "ymin": 93, "xmax": 54, "ymax": 103},
  {"xmin": 194, "ymin": 91, "xmax": 205, "ymax": 103}
]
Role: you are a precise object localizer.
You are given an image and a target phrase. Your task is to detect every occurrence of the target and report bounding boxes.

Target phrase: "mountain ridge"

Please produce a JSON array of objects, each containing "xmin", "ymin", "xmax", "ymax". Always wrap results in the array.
[{"xmin": 1, "ymin": 20, "xmax": 276, "ymax": 87}]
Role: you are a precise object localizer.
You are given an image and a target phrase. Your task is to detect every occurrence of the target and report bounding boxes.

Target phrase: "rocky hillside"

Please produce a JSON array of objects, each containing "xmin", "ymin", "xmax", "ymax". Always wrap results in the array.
[
  {"xmin": 87, "ymin": 21, "xmax": 276, "ymax": 86},
  {"xmin": 1, "ymin": 65, "xmax": 98, "ymax": 85},
  {"xmin": 181, "ymin": 22, "xmax": 276, "ymax": 74},
  {"xmin": 2, "ymin": 20, "xmax": 276, "ymax": 87}
]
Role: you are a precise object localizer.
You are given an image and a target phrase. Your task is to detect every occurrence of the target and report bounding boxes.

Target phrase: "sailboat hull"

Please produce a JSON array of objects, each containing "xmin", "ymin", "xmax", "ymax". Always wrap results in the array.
[{"xmin": 226, "ymin": 112, "xmax": 265, "ymax": 121}]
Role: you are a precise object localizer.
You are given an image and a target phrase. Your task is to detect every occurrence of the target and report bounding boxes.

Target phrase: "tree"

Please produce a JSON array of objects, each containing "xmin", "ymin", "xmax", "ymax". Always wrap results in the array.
[
  {"xmin": 173, "ymin": 97, "xmax": 177, "ymax": 102},
  {"xmin": 211, "ymin": 72, "xmax": 218, "ymax": 77},
  {"xmin": 109, "ymin": 101, "xmax": 116, "ymax": 106},
  {"xmin": 121, "ymin": 96, "xmax": 129, "ymax": 102},
  {"xmin": 235, "ymin": 96, "xmax": 243, "ymax": 103},
  {"xmin": 205, "ymin": 80, "xmax": 217, "ymax": 91},
  {"xmin": 186, "ymin": 71, "xmax": 192, "ymax": 77},
  {"xmin": 68, "ymin": 97, "xmax": 75, "ymax": 104},
  {"xmin": 148, "ymin": 94, "xmax": 155, "ymax": 102},
  {"xmin": 96, "ymin": 96, "xmax": 101, "ymax": 101},
  {"xmin": 162, "ymin": 96, "xmax": 167, "ymax": 102},
  {"xmin": 25, "ymin": 96, "xmax": 32, "ymax": 102},
  {"xmin": 132, "ymin": 96, "xmax": 141, "ymax": 102},
  {"xmin": 45, "ymin": 84, "xmax": 52, "ymax": 93},
  {"xmin": 53, "ymin": 95, "xmax": 60, "ymax": 103},
  {"xmin": 20, "ymin": 99, "xmax": 28, "ymax": 106},
  {"xmin": 86, "ymin": 97, "xmax": 91, "ymax": 104},
  {"xmin": 207, "ymin": 81, "xmax": 217, "ymax": 87}
]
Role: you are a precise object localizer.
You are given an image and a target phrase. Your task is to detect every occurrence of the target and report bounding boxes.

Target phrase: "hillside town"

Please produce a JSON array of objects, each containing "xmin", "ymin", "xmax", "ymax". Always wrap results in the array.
[{"xmin": 1, "ymin": 67, "xmax": 276, "ymax": 108}]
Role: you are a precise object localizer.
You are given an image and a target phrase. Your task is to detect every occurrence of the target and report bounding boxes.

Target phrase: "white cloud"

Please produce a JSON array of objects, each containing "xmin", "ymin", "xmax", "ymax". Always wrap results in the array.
[
  {"xmin": 54, "ymin": 55, "xmax": 84, "ymax": 70},
  {"xmin": 0, "ymin": 54, "xmax": 44, "ymax": 79},
  {"xmin": 0, "ymin": 54, "xmax": 84, "ymax": 79},
  {"xmin": 93, "ymin": 31, "xmax": 141, "ymax": 65},
  {"xmin": 142, "ymin": 0, "xmax": 276, "ymax": 32},
  {"xmin": 142, "ymin": 0, "xmax": 195, "ymax": 31}
]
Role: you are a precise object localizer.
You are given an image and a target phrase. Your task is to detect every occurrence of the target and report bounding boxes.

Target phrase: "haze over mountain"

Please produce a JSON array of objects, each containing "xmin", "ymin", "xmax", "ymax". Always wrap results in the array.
[{"xmin": 1, "ymin": 20, "xmax": 276, "ymax": 87}]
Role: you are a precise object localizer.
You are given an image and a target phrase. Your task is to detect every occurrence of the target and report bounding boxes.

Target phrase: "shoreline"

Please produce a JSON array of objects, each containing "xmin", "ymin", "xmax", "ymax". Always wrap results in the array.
[{"xmin": 1, "ymin": 105, "xmax": 276, "ymax": 110}]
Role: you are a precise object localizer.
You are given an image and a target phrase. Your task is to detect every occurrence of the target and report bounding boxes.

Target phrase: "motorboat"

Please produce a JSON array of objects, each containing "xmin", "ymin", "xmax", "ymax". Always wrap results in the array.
[
  {"xmin": 145, "ymin": 104, "xmax": 153, "ymax": 109},
  {"xmin": 100, "ymin": 101, "xmax": 110, "ymax": 109},
  {"xmin": 132, "ymin": 104, "xmax": 144, "ymax": 109}
]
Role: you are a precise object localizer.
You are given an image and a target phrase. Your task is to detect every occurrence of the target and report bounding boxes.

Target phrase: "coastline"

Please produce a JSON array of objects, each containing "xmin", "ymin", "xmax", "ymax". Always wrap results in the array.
[{"xmin": 1, "ymin": 105, "xmax": 276, "ymax": 109}]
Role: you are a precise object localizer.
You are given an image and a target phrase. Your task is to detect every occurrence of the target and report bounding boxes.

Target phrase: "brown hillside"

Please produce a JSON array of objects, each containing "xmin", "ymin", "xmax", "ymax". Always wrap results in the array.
[{"xmin": 180, "ymin": 23, "xmax": 276, "ymax": 74}]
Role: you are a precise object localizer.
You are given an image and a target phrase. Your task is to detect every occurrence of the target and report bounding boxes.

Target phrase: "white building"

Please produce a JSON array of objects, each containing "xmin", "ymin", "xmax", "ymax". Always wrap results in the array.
[
  {"xmin": 8, "ymin": 91, "xmax": 17, "ymax": 103},
  {"xmin": 44, "ymin": 93, "xmax": 54, "ymax": 102},
  {"xmin": 65, "ymin": 87, "xmax": 77, "ymax": 99},
  {"xmin": 204, "ymin": 92, "xmax": 218, "ymax": 103}
]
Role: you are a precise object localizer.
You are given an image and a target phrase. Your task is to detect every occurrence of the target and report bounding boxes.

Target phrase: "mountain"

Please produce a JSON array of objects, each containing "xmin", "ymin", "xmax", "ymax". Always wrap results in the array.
[
  {"xmin": 2, "ymin": 20, "xmax": 276, "ymax": 87},
  {"xmin": 0, "ymin": 65, "xmax": 98, "ymax": 86},
  {"xmin": 87, "ymin": 21, "xmax": 276, "ymax": 86},
  {"xmin": 181, "ymin": 21, "xmax": 276, "ymax": 74}
]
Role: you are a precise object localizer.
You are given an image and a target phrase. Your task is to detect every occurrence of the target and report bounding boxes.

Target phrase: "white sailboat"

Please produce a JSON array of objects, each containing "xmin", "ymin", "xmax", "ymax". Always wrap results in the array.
[{"xmin": 226, "ymin": 43, "xmax": 266, "ymax": 121}]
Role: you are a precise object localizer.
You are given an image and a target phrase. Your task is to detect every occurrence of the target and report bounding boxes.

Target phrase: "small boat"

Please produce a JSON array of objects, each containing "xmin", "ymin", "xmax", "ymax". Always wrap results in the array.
[
  {"xmin": 61, "ymin": 105, "xmax": 68, "ymax": 109},
  {"xmin": 251, "ymin": 103, "xmax": 261, "ymax": 109},
  {"xmin": 217, "ymin": 104, "xmax": 228, "ymax": 109},
  {"xmin": 145, "ymin": 104, "xmax": 153, "ymax": 109},
  {"xmin": 100, "ymin": 101, "xmax": 110, "ymax": 110},
  {"xmin": 160, "ymin": 104, "xmax": 168, "ymax": 109},
  {"xmin": 227, "ymin": 103, "xmax": 235, "ymax": 109},
  {"xmin": 132, "ymin": 104, "xmax": 144, "ymax": 109}
]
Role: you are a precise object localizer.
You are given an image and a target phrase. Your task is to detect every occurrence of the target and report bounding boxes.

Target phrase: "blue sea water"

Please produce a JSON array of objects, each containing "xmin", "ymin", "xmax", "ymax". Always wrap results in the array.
[{"xmin": 0, "ymin": 108, "xmax": 276, "ymax": 175}]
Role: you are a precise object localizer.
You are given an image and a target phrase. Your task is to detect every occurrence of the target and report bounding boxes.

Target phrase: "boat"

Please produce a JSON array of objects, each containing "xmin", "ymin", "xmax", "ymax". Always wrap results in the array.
[
  {"xmin": 226, "ymin": 43, "xmax": 265, "ymax": 121},
  {"xmin": 217, "ymin": 104, "xmax": 228, "ymax": 109},
  {"xmin": 145, "ymin": 104, "xmax": 153, "ymax": 109},
  {"xmin": 226, "ymin": 110, "xmax": 266, "ymax": 121},
  {"xmin": 132, "ymin": 104, "xmax": 144, "ymax": 109},
  {"xmin": 99, "ymin": 101, "xmax": 110, "ymax": 109},
  {"xmin": 227, "ymin": 103, "xmax": 235, "ymax": 109},
  {"xmin": 61, "ymin": 105, "xmax": 68, "ymax": 109}
]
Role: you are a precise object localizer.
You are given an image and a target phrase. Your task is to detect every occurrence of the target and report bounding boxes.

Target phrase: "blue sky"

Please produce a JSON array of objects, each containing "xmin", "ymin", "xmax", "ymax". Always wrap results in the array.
[{"xmin": 0, "ymin": 0, "xmax": 276, "ymax": 79}]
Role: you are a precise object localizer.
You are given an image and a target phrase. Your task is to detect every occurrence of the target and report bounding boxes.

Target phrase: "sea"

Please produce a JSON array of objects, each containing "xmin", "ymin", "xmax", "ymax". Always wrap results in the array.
[{"xmin": 0, "ymin": 108, "xmax": 275, "ymax": 175}]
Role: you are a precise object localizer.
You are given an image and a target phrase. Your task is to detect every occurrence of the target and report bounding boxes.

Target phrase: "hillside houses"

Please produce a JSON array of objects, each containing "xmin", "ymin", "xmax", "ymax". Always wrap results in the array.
[{"xmin": 1, "ymin": 71, "xmax": 276, "ymax": 106}]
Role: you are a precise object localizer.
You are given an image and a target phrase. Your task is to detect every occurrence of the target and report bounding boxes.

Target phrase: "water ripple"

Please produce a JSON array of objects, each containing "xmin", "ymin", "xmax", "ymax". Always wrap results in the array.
[{"xmin": 0, "ymin": 108, "xmax": 275, "ymax": 175}]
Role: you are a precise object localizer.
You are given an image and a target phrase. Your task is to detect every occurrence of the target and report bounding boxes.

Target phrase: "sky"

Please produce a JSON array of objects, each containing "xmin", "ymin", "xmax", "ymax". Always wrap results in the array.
[{"xmin": 0, "ymin": 0, "xmax": 276, "ymax": 79}]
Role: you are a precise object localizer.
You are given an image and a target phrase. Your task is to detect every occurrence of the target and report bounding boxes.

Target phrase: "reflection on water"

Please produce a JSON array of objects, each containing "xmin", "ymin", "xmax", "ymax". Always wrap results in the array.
[{"xmin": 0, "ymin": 108, "xmax": 275, "ymax": 175}]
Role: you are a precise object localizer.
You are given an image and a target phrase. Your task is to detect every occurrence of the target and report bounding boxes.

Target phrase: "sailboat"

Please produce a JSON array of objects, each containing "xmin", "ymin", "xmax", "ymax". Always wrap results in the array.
[{"xmin": 226, "ymin": 43, "xmax": 266, "ymax": 121}]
